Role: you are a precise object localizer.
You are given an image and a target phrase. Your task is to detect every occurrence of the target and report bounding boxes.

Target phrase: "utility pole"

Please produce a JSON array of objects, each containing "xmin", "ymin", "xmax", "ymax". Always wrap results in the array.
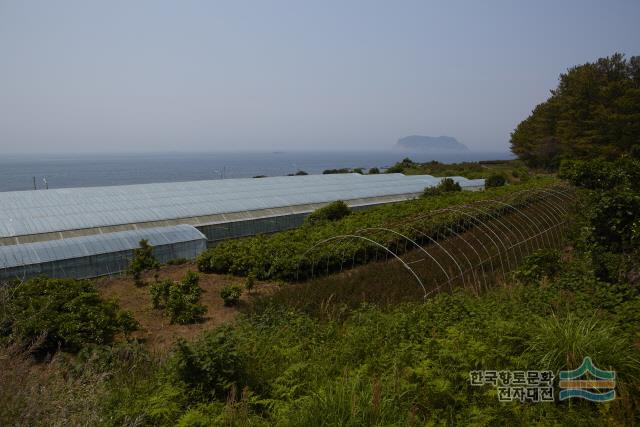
[{"xmin": 33, "ymin": 176, "xmax": 36, "ymax": 190}]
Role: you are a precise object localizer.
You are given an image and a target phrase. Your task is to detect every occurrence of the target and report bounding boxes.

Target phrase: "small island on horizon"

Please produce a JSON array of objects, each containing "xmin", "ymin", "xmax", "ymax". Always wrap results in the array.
[{"xmin": 395, "ymin": 135, "xmax": 469, "ymax": 152}]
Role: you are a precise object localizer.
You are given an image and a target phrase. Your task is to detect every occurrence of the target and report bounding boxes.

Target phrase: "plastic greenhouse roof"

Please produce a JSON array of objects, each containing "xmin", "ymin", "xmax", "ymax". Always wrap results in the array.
[
  {"xmin": 0, "ymin": 173, "xmax": 484, "ymax": 238},
  {"xmin": 0, "ymin": 225, "xmax": 206, "ymax": 269}
]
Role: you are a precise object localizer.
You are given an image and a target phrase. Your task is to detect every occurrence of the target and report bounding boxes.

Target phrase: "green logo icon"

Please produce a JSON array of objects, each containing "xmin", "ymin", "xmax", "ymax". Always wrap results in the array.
[{"xmin": 558, "ymin": 357, "xmax": 615, "ymax": 402}]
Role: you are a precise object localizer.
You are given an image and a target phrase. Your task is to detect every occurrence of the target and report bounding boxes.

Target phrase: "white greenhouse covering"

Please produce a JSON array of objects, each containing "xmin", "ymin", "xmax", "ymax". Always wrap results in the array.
[
  {"xmin": 0, "ymin": 173, "xmax": 484, "ymax": 246},
  {"xmin": 0, "ymin": 225, "xmax": 207, "ymax": 280}
]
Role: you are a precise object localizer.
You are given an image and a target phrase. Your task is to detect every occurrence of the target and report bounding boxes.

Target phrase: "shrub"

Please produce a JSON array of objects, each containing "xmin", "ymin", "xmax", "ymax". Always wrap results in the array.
[
  {"xmin": 220, "ymin": 285, "xmax": 242, "ymax": 306},
  {"xmin": 322, "ymin": 168, "xmax": 351, "ymax": 174},
  {"xmin": 368, "ymin": 167, "xmax": 380, "ymax": 174},
  {"xmin": 305, "ymin": 200, "xmax": 351, "ymax": 224},
  {"xmin": 150, "ymin": 279, "xmax": 172, "ymax": 309},
  {"xmin": 558, "ymin": 158, "xmax": 640, "ymax": 191},
  {"xmin": 167, "ymin": 258, "xmax": 189, "ymax": 266},
  {"xmin": 513, "ymin": 250, "xmax": 561, "ymax": 284},
  {"xmin": 245, "ymin": 271, "xmax": 256, "ymax": 294},
  {"xmin": 168, "ymin": 327, "xmax": 246, "ymax": 400},
  {"xmin": 485, "ymin": 173, "xmax": 506, "ymax": 188},
  {"xmin": 151, "ymin": 272, "xmax": 206, "ymax": 324},
  {"xmin": 422, "ymin": 177, "xmax": 461, "ymax": 197},
  {"xmin": 0, "ymin": 277, "xmax": 138, "ymax": 355},
  {"xmin": 127, "ymin": 239, "xmax": 160, "ymax": 286},
  {"xmin": 585, "ymin": 188, "xmax": 640, "ymax": 253}
]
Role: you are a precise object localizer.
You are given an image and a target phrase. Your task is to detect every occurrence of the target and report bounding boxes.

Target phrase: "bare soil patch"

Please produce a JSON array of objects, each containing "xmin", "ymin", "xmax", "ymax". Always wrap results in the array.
[{"xmin": 95, "ymin": 263, "xmax": 274, "ymax": 352}]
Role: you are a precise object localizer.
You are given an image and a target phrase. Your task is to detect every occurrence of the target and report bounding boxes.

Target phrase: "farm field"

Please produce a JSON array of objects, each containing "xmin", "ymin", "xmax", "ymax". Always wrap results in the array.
[{"xmin": 2, "ymin": 160, "xmax": 640, "ymax": 426}]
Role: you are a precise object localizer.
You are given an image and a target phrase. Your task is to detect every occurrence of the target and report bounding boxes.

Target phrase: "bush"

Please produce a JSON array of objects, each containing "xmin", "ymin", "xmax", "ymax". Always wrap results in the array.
[
  {"xmin": 305, "ymin": 200, "xmax": 351, "ymax": 224},
  {"xmin": 168, "ymin": 327, "xmax": 246, "ymax": 400},
  {"xmin": 167, "ymin": 258, "xmax": 189, "ymax": 266},
  {"xmin": 0, "ymin": 277, "xmax": 138, "ymax": 355},
  {"xmin": 150, "ymin": 272, "xmax": 206, "ymax": 324},
  {"xmin": 220, "ymin": 285, "xmax": 242, "ymax": 306},
  {"xmin": 585, "ymin": 188, "xmax": 640, "ymax": 253},
  {"xmin": 245, "ymin": 271, "xmax": 257, "ymax": 293},
  {"xmin": 127, "ymin": 239, "xmax": 160, "ymax": 286},
  {"xmin": 422, "ymin": 177, "xmax": 461, "ymax": 197},
  {"xmin": 513, "ymin": 250, "xmax": 561, "ymax": 284},
  {"xmin": 322, "ymin": 168, "xmax": 351, "ymax": 174},
  {"xmin": 368, "ymin": 167, "xmax": 380, "ymax": 174},
  {"xmin": 485, "ymin": 173, "xmax": 506, "ymax": 188}
]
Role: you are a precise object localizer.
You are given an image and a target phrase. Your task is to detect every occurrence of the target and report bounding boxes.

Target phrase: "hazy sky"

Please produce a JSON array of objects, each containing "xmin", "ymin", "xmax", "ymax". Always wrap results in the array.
[{"xmin": 1, "ymin": 1, "xmax": 638, "ymax": 153}]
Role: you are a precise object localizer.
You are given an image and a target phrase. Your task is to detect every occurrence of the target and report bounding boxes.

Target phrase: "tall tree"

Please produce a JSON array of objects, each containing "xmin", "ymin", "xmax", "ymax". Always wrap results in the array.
[{"xmin": 511, "ymin": 53, "xmax": 640, "ymax": 168}]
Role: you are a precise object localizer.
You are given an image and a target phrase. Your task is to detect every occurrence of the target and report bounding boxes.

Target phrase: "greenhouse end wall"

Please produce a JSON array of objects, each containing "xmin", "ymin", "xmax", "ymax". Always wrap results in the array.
[{"xmin": 0, "ymin": 235, "xmax": 207, "ymax": 281}]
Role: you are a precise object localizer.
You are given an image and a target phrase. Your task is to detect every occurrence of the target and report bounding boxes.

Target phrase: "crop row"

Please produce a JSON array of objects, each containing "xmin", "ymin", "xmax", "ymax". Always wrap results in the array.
[{"xmin": 197, "ymin": 178, "xmax": 562, "ymax": 281}]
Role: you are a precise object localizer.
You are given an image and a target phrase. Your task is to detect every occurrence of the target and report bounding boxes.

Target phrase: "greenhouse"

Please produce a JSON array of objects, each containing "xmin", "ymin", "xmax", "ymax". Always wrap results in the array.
[
  {"xmin": 0, "ymin": 173, "xmax": 484, "ymax": 247},
  {"xmin": 0, "ymin": 225, "xmax": 207, "ymax": 281}
]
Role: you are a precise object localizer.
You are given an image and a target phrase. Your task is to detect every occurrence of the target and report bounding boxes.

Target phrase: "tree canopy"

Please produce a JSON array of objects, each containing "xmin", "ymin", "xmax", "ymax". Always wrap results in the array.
[{"xmin": 510, "ymin": 53, "xmax": 640, "ymax": 168}]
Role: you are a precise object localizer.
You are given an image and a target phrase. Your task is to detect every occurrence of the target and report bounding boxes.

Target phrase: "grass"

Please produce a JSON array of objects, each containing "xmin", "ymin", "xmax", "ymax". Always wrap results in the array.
[{"xmin": 397, "ymin": 159, "xmax": 539, "ymax": 183}]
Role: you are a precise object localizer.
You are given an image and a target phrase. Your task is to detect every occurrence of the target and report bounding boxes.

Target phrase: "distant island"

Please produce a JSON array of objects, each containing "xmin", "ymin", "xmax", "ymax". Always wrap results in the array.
[{"xmin": 395, "ymin": 135, "xmax": 469, "ymax": 151}]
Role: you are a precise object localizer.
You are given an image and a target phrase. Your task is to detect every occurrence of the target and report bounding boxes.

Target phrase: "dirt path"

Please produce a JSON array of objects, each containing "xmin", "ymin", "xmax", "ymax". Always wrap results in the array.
[{"xmin": 95, "ymin": 263, "xmax": 273, "ymax": 352}]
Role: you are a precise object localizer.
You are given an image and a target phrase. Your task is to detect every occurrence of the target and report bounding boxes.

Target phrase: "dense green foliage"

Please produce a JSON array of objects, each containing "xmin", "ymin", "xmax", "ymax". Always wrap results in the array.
[
  {"xmin": 150, "ymin": 271, "xmax": 206, "ymax": 324},
  {"xmin": 511, "ymin": 53, "xmax": 640, "ymax": 168},
  {"xmin": 511, "ymin": 249, "xmax": 561, "ymax": 284},
  {"xmin": 170, "ymin": 327, "xmax": 247, "ymax": 401},
  {"xmin": 196, "ymin": 179, "xmax": 556, "ymax": 281},
  {"xmin": 560, "ymin": 159, "xmax": 640, "ymax": 284},
  {"xmin": 5, "ymin": 158, "xmax": 640, "ymax": 425},
  {"xmin": 91, "ymin": 251, "xmax": 640, "ymax": 426},
  {"xmin": 391, "ymin": 159, "xmax": 531, "ymax": 183},
  {"xmin": 322, "ymin": 168, "xmax": 352, "ymax": 174},
  {"xmin": 304, "ymin": 200, "xmax": 351, "ymax": 224},
  {"xmin": 385, "ymin": 157, "xmax": 415, "ymax": 173},
  {"xmin": 220, "ymin": 284, "xmax": 242, "ymax": 306},
  {"xmin": 485, "ymin": 173, "xmax": 506, "ymax": 188},
  {"xmin": 128, "ymin": 239, "xmax": 160, "ymax": 286},
  {"xmin": 421, "ymin": 177, "xmax": 461, "ymax": 197},
  {"xmin": 0, "ymin": 277, "xmax": 137, "ymax": 355},
  {"xmin": 559, "ymin": 158, "xmax": 640, "ymax": 191}
]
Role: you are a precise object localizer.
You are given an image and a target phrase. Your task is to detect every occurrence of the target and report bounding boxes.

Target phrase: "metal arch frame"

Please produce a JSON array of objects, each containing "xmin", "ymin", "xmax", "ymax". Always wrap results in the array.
[
  {"xmin": 512, "ymin": 186, "xmax": 575, "ymax": 242},
  {"xmin": 436, "ymin": 224, "xmax": 489, "ymax": 291},
  {"xmin": 404, "ymin": 210, "xmax": 495, "ymax": 287},
  {"xmin": 469, "ymin": 198, "xmax": 545, "ymax": 255},
  {"xmin": 465, "ymin": 202, "xmax": 532, "ymax": 267},
  {"xmin": 407, "ymin": 225, "xmax": 475, "ymax": 283},
  {"xmin": 457, "ymin": 204, "xmax": 520, "ymax": 272},
  {"xmin": 295, "ymin": 184, "xmax": 577, "ymax": 302},
  {"xmin": 433, "ymin": 206, "xmax": 509, "ymax": 276},
  {"xmin": 504, "ymin": 189, "xmax": 568, "ymax": 247},
  {"xmin": 521, "ymin": 194, "xmax": 568, "ymax": 245},
  {"xmin": 407, "ymin": 208, "xmax": 498, "ymax": 276},
  {"xmin": 297, "ymin": 234, "xmax": 427, "ymax": 297},
  {"xmin": 501, "ymin": 190, "xmax": 556, "ymax": 247},
  {"xmin": 469, "ymin": 199, "xmax": 537, "ymax": 256},
  {"xmin": 353, "ymin": 227, "xmax": 453, "ymax": 284}
]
